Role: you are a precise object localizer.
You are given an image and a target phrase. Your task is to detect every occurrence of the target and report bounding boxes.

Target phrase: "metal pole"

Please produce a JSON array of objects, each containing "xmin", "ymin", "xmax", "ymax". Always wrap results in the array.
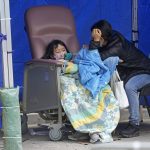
[
  {"xmin": 0, "ymin": 0, "xmax": 9, "ymax": 87},
  {"xmin": 0, "ymin": 0, "xmax": 14, "ymax": 88},
  {"xmin": 132, "ymin": 0, "xmax": 138, "ymax": 48}
]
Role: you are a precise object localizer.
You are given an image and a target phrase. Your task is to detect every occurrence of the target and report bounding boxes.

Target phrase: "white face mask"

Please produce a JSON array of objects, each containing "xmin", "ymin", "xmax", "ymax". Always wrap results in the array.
[
  {"xmin": 99, "ymin": 37, "xmax": 105, "ymax": 47},
  {"xmin": 53, "ymin": 44, "xmax": 67, "ymax": 60},
  {"xmin": 54, "ymin": 51, "xmax": 66, "ymax": 60}
]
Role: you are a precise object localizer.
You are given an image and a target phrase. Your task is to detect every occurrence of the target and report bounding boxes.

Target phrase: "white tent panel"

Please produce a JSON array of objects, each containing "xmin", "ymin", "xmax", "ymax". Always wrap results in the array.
[{"xmin": 0, "ymin": 0, "xmax": 14, "ymax": 88}]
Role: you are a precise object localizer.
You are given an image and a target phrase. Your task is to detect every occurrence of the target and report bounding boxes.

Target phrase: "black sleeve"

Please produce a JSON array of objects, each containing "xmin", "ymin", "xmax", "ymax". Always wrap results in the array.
[
  {"xmin": 89, "ymin": 35, "xmax": 124, "ymax": 60},
  {"xmin": 100, "ymin": 37, "xmax": 123, "ymax": 60},
  {"xmin": 89, "ymin": 40, "xmax": 101, "ymax": 50}
]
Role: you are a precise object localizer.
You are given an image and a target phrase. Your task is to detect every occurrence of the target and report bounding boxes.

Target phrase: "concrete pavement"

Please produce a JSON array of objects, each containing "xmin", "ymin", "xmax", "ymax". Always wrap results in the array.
[
  {"xmin": 22, "ymin": 120, "xmax": 150, "ymax": 150},
  {"xmin": 0, "ymin": 109, "xmax": 150, "ymax": 150}
]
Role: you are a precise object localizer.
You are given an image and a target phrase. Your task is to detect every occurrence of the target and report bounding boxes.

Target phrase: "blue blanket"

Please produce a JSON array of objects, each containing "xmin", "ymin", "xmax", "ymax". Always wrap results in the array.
[{"xmin": 74, "ymin": 48, "xmax": 110, "ymax": 98}]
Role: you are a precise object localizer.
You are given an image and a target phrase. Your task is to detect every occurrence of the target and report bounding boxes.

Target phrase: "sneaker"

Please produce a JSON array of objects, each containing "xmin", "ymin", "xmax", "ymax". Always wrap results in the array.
[
  {"xmin": 89, "ymin": 133, "xmax": 100, "ymax": 143},
  {"xmin": 68, "ymin": 131, "xmax": 89, "ymax": 141},
  {"xmin": 119, "ymin": 123, "xmax": 140, "ymax": 138}
]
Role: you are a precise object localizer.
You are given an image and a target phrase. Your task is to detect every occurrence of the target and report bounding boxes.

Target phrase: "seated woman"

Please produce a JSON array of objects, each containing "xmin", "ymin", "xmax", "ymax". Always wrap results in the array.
[
  {"xmin": 42, "ymin": 39, "xmax": 69, "ymax": 60},
  {"xmin": 42, "ymin": 39, "xmax": 77, "ymax": 74},
  {"xmin": 42, "ymin": 39, "xmax": 120, "ymax": 143}
]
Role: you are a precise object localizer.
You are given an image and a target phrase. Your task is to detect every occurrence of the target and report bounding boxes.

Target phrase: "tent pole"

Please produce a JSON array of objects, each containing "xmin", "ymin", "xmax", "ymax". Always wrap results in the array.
[
  {"xmin": 0, "ymin": 0, "xmax": 14, "ymax": 88},
  {"xmin": 4, "ymin": 0, "xmax": 14, "ymax": 88},
  {"xmin": 132, "ymin": 0, "xmax": 138, "ymax": 48}
]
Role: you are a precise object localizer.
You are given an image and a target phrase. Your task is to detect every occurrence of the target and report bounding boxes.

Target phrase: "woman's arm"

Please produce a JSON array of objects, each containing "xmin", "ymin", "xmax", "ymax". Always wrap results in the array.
[
  {"xmin": 89, "ymin": 34, "xmax": 124, "ymax": 61},
  {"xmin": 100, "ymin": 38, "xmax": 123, "ymax": 60}
]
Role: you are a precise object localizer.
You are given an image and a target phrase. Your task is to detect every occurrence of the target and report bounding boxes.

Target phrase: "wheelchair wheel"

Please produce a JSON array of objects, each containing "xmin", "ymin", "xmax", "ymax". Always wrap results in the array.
[{"xmin": 49, "ymin": 127, "xmax": 63, "ymax": 141}]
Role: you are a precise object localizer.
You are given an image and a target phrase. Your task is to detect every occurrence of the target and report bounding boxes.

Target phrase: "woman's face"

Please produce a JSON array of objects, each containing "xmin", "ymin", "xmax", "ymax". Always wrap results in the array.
[{"xmin": 53, "ymin": 44, "xmax": 67, "ymax": 60}]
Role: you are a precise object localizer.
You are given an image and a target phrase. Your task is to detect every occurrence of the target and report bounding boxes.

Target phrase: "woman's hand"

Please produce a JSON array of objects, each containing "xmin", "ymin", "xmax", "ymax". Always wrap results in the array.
[
  {"xmin": 119, "ymin": 59, "xmax": 124, "ymax": 63},
  {"xmin": 92, "ymin": 29, "xmax": 102, "ymax": 42}
]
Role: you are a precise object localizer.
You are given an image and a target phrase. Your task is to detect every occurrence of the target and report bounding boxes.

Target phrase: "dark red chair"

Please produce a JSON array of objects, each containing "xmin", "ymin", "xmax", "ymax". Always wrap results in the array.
[{"xmin": 23, "ymin": 6, "xmax": 79, "ymax": 140}]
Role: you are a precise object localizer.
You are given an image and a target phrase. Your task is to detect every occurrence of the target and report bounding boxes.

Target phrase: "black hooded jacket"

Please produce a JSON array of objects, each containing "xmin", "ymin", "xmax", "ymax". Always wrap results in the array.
[{"xmin": 89, "ymin": 30, "xmax": 150, "ymax": 83}]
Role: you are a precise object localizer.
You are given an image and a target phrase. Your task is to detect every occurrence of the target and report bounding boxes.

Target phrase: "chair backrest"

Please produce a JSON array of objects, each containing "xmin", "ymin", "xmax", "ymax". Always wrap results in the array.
[{"xmin": 24, "ymin": 6, "xmax": 80, "ymax": 59}]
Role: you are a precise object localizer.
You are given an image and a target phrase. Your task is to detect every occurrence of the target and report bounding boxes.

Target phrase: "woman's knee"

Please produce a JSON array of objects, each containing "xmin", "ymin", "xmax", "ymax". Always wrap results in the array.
[{"xmin": 125, "ymin": 82, "xmax": 136, "ymax": 92}]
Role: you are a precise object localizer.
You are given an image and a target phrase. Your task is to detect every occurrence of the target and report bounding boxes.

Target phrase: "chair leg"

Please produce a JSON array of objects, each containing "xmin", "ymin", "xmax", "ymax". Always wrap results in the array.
[{"xmin": 143, "ymin": 96, "xmax": 150, "ymax": 117}]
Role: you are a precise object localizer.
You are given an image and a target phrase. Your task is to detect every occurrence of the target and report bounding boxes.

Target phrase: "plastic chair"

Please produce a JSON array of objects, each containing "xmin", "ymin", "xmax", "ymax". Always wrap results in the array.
[{"xmin": 23, "ymin": 6, "xmax": 79, "ymax": 140}]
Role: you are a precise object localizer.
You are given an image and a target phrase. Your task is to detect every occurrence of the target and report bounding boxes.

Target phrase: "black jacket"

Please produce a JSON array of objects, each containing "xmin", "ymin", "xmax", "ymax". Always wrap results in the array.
[{"xmin": 89, "ymin": 30, "xmax": 150, "ymax": 83}]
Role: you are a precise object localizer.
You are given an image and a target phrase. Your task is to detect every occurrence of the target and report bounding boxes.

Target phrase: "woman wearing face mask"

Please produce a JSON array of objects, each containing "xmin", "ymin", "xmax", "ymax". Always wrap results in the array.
[
  {"xmin": 89, "ymin": 19, "xmax": 150, "ymax": 138},
  {"xmin": 42, "ymin": 39, "xmax": 69, "ymax": 60},
  {"xmin": 42, "ymin": 39, "xmax": 77, "ymax": 74}
]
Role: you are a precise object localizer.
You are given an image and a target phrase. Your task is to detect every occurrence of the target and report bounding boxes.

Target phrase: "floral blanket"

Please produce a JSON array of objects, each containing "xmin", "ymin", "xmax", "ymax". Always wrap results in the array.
[{"xmin": 60, "ymin": 75, "xmax": 120, "ymax": 143}]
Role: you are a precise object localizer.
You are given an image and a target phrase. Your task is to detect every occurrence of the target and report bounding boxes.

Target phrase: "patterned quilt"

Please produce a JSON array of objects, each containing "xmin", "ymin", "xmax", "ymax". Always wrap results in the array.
[{"xmin": 60, "ymin": 75, "xmax": 120, "ymax": 143}]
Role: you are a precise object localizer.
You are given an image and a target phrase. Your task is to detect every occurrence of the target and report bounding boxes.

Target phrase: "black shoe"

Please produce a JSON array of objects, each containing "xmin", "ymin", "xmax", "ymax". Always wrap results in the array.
[
  {"xmin": 119, "ymin": 123, "xmax": 140, "ymax": 138},
  {"xmin": 68, "ymin": 131, "xmax": 89, "ymax": 141}
]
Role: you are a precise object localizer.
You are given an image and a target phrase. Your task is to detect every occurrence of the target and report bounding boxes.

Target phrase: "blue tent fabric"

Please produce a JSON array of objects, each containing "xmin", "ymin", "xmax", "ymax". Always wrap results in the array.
[
  {"xmin": 0, "ymin": 0, "xmax": 149, "ymax": 101},
  {"xmin": 7, "ymin": 0, "xmax": 132, "ymax": 97},
  {"xmin": 139, "ymin": 0, "xmax": 150, "ymax": 56}
]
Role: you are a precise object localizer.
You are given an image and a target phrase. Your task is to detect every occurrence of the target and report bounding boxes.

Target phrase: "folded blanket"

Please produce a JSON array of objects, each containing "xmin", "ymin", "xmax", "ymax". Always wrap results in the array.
[{"xmin": 74, "ymin": 48, "xmax": 110, "ymax": 98}]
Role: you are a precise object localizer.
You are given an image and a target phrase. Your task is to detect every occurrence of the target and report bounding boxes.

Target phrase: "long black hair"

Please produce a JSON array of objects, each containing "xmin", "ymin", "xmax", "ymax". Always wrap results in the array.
[
  {"xmin": 91, "ymin": 20, "xmax": 112, "ymax": 41},
  {"xmin": 42, "ymin": 39, "xmax": 69, "ymax": 59}
]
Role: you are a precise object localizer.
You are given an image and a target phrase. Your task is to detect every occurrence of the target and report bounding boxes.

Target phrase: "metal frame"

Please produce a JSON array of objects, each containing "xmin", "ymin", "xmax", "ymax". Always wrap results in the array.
[
  {"xmin": 132, "ymin": 0, "xmax": 138, "ymax": 48},
  {"xmin": 0, "ymin": 0, "xmax": 14, "ymax": 88}
]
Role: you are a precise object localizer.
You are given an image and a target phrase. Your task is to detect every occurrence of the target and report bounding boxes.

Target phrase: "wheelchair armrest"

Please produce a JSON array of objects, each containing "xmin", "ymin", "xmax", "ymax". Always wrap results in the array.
[{"xmin": 25, "ymin": 59, "xmax": 63, "ymax": 67}]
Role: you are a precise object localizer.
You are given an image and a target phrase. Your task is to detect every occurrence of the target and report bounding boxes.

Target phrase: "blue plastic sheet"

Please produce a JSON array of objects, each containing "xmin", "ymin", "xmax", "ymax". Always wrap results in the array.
[
  {"xmin": 9, "ymin": 0, "xmax": 132, "ymax": 94},
  {"xmin": 138, "ymin": 0, "xmax": 150, "ymax": 55}
]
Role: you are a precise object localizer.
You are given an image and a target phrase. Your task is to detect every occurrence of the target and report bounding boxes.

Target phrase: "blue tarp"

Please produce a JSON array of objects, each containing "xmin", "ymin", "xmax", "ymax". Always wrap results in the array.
[
  {"xmin": 8, "ymin": 0, "xmax": 132, "ymax": 93},
  {"xmin": 139, "ymin": 0, "xmax": 150, "ymax": 56},
  {"xmin": 0, "ymin": 0, "xmax": 149, "ymax": 98}
]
